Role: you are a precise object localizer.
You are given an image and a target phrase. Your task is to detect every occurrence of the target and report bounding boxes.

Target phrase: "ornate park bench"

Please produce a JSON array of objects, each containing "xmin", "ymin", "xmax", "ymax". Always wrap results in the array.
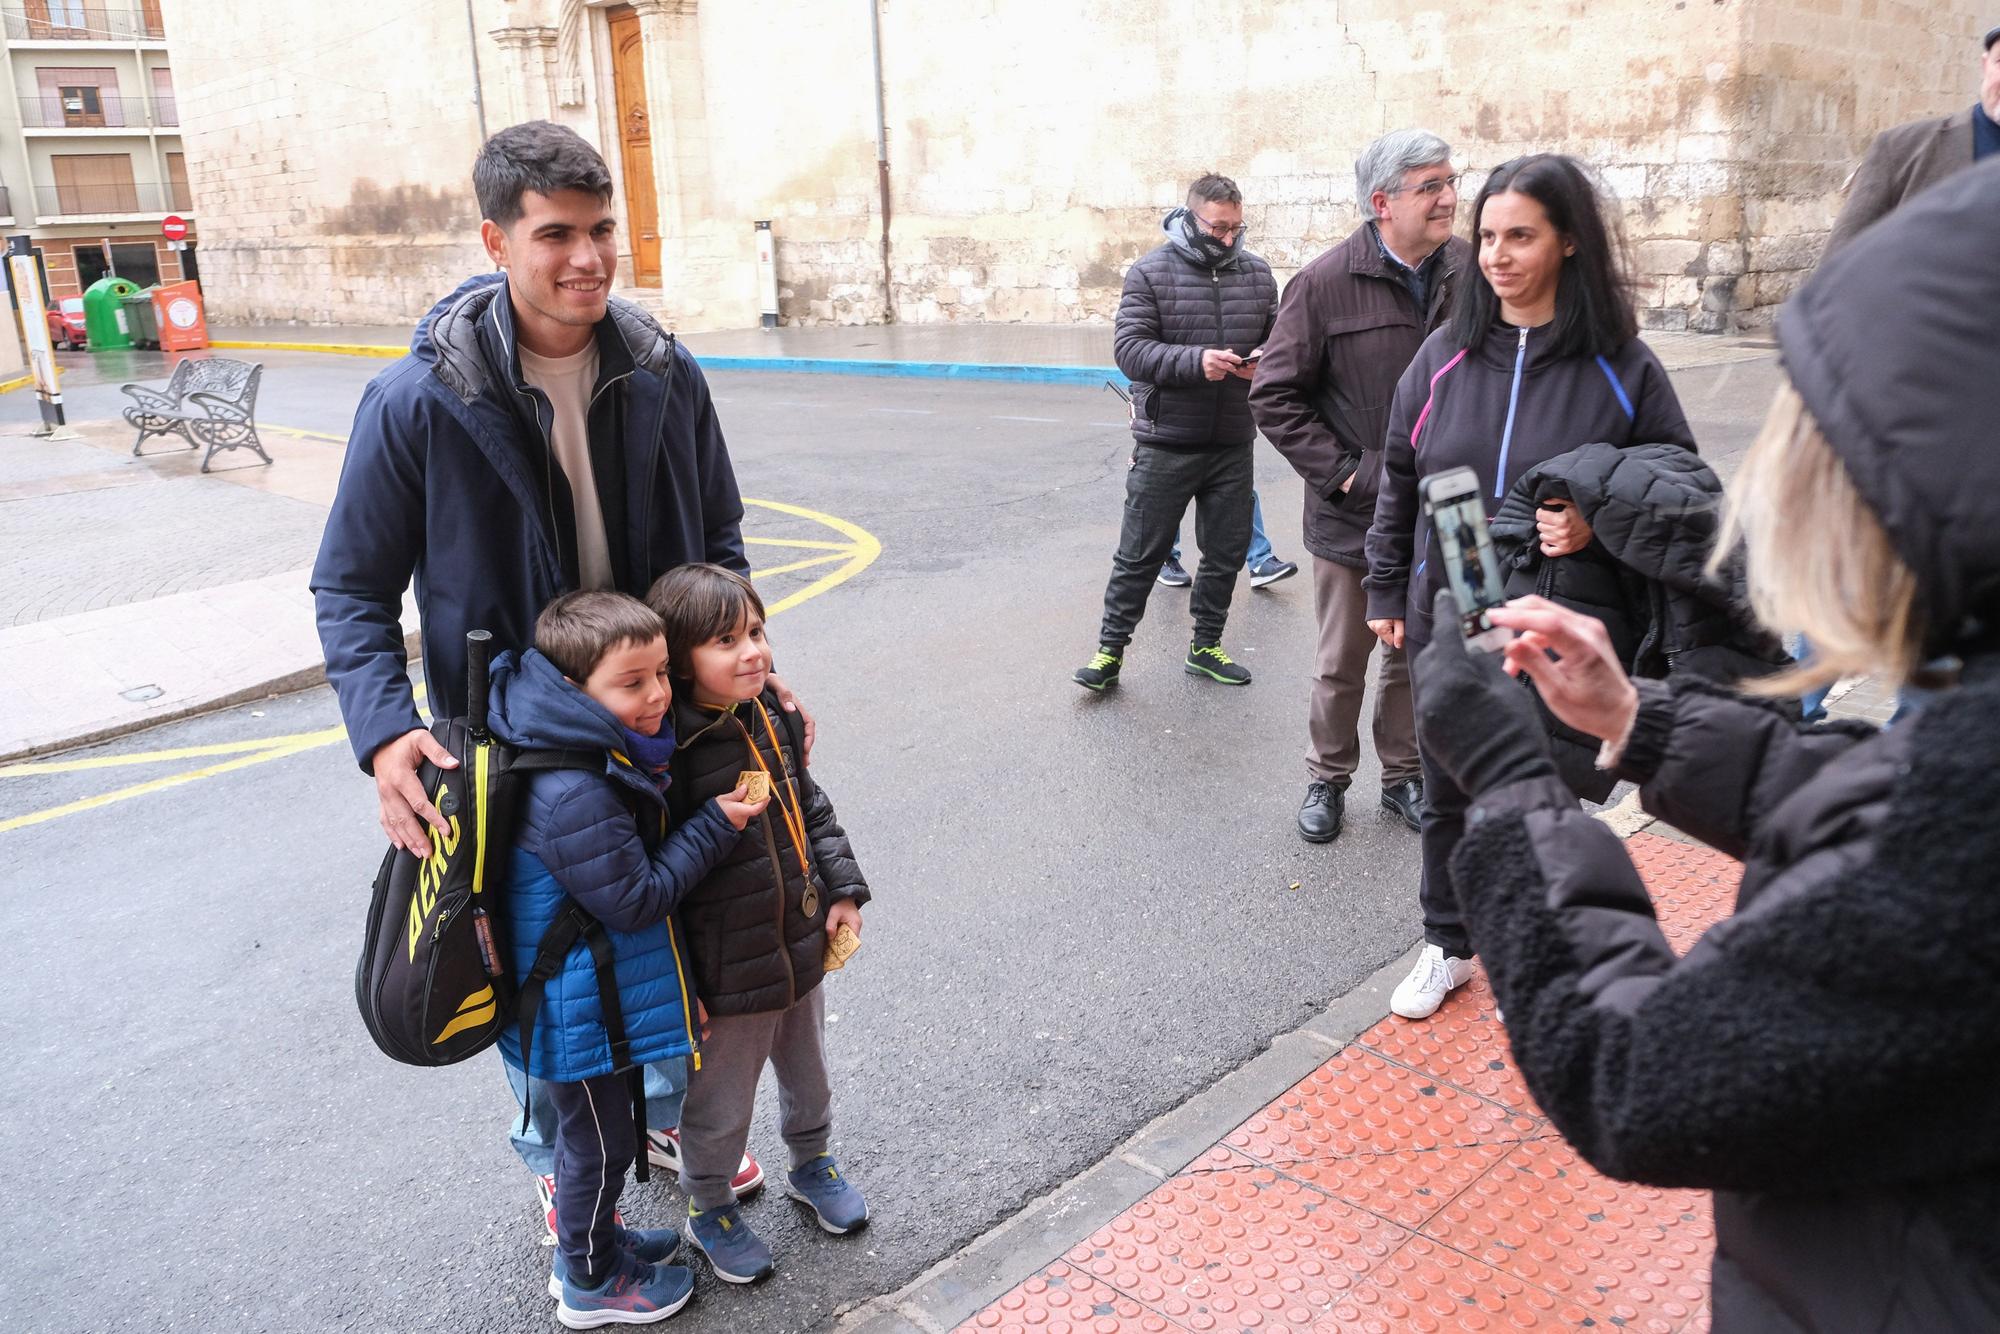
[{"xmin": 120, "ymin": 358, "xmax": 271, "ymax": 473}]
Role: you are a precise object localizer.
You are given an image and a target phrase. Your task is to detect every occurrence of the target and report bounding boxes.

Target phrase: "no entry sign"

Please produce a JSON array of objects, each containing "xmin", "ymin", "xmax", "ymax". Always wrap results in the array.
[{"xmin": 162, "ymin": 215, "xmax": 188, "ymax": 241}]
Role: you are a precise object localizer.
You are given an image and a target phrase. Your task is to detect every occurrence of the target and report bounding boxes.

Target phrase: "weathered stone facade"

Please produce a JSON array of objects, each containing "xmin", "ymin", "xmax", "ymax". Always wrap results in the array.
[{"xmin": 165, "ymin": 0, "xmax": 1984, "ymax": 333}]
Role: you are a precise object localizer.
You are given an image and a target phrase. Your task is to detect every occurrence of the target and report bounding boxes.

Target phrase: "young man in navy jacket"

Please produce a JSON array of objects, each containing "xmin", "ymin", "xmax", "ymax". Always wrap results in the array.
[{"xmin": 312, "ymin": 119, "xmax": 779, "ymax": 1229}]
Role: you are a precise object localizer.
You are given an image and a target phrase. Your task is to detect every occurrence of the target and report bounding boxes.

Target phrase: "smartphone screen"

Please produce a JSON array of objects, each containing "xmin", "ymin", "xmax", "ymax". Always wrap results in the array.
[{"xmin": 1420, "ymin": 467, "xmax": 1512, "ymax": 650}]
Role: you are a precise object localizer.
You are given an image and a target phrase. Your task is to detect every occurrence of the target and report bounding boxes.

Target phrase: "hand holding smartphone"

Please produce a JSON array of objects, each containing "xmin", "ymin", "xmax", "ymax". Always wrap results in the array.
[{"xmin": 1420, "ymin": 466, "xmax": 1512, "ymax": 652}]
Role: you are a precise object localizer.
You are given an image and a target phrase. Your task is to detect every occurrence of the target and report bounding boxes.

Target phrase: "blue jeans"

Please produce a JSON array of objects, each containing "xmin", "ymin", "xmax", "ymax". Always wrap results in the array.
[
  {"xmin": 505, "ymin": 1056, "xmax": 688, "ymax": 1176},
  {"xmin": 1173, "ymin": 488, "xmax": 1273, "ymax": 569},
  {"xmin": 1791, "ymin": 635, "xmax": 1830, "ymax": 723}
]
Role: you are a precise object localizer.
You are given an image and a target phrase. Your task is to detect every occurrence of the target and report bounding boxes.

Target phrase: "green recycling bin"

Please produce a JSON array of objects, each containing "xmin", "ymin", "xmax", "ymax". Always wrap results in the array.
[
  {"xmin": 82, "ymin": 275, "xmax": 140, "ymax": 350},
  {"xmin": 121, "ymin": 287, "xmax": 160, "ymax": 349}
]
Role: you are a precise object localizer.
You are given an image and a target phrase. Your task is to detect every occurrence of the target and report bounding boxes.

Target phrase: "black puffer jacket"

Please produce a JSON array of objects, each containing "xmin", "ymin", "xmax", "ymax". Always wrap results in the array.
[
  {"xmin": 1447, "ymin": 162, "xmax": 2000, "ymax": 1330},
  {"xmin": 665, "ymin": 689, "xmax": 868, "ymax": 1016},
  {"xmin": 1489, "ymin": 443, "xmax": 1789, "ymax": 799},
  {"xmin": 1113, "ymin": 216, "xmax": 1278, "ymax": 451}
]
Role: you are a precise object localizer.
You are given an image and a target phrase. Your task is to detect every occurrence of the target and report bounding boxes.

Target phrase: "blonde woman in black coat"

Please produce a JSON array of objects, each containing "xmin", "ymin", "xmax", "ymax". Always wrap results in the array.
[{"xmin": 1408, "ymin": 162, "xmax": 2000, "ymax": 1330}]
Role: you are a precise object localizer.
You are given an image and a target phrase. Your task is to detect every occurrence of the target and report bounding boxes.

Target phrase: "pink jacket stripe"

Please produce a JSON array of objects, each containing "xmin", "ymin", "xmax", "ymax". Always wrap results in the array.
[{"xmin": 1409, "ymin": 348, "xmax": 1469, "ymax": 449}]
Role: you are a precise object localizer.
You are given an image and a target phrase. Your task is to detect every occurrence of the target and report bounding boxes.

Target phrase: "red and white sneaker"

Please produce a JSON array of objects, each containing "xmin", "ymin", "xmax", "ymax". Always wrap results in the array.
[
  {"xmin": 645, "ymin": 1128, "xmax": 765, "ymax": 1199},
  {"xmin": 535, "ymin": 1174, "xmax": 624, "ymax": 1246}
]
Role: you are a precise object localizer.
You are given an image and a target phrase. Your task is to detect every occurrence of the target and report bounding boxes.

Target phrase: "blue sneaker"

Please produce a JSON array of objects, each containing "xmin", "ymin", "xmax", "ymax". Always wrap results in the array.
[
  {"xmin": 555, "ymin": 1252, "xmax": 694, "ymax": 1329},
  {"xmin": 548, "ymin": 1225, "xmax": 683, "ymax": 1298},
  {"xmin": 684, "ymin": 1202, "xmax": 774, "ymax": 1284},
  {"xmin": 784, "ymin": 1154, "xmax": 870, "ymax": 1234}
]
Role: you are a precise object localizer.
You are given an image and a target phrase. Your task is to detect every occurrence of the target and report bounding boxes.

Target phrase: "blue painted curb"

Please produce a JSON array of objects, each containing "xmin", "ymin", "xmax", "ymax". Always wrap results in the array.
[{"xmin": 697, "ymin": 355, "xmax": 1128, "ymax": 388}]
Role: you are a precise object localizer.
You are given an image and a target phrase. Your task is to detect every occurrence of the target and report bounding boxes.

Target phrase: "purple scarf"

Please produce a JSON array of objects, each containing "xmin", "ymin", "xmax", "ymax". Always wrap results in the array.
[{"xmin": 620, "ymin": 723, "xmax": 677, "ymax": 794}]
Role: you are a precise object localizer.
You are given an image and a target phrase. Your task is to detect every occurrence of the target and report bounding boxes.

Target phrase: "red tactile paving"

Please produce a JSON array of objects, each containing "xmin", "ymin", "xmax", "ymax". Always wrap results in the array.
[
  {"xmin": 1061, "ymin": 1159, "xmax": 1414, "ymax": 1330},
  {"xmin": 964, "ymin": 828, "xmax": 1735, "ymax": 1334},
  {"xmin": 1223, "ymin": 1047, "xmax": 1544, "ymax": 1167},
  {"xmin": 962, "ymin": 1262, "xmax": 1182, "ymax": 1334},
  {"xmin": 1355, "ymin": 973, "xmax": 1538, "ymax": 1115},
  {"xmin": 1330, "ymin": 1237, "xmax": 1590, "ymax": 1332},
  {"xmin": 1423, "ymin": 1140, "xmax": 1712, "ymax": 1331}
]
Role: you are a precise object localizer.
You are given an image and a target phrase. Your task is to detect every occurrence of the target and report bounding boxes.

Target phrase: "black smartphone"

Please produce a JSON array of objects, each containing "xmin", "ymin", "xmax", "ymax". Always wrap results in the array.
[{"xmin": 1420, "ymin": 466, "xmax": 1511, "ymax": 650}]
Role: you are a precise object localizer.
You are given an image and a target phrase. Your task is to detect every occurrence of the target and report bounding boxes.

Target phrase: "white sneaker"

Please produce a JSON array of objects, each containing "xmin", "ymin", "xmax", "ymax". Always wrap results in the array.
[
  {"xmin": 1390, "ymin": 944, "xmax": 1476, "ymax": 1020},
  {"xmin": 645, "ymin": 1128, "xmax": 765, "ymax": 1199}
]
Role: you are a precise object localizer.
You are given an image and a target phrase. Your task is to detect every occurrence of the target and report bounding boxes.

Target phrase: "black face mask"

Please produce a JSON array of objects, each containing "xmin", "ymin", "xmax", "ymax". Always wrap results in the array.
[{"xmin": 1166, "ymin": 207, "xmax": 1242, "ymax": 269}]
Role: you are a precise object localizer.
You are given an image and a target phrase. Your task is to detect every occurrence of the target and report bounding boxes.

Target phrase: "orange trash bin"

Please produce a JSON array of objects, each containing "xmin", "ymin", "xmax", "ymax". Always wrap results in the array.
[{"xmin": 153, "ymin": 281, "xmax": 209, "ymax": 353}]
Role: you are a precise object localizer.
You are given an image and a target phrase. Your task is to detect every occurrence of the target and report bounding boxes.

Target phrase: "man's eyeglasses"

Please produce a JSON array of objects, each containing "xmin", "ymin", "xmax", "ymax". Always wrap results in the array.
[
  {"xmin": 1396, "ymin": 173, "xmax": 1462, "ymax": 200},
  {"xmin": 1195, "ymin": 218, "xmax": 1248, "ymax": 240}
]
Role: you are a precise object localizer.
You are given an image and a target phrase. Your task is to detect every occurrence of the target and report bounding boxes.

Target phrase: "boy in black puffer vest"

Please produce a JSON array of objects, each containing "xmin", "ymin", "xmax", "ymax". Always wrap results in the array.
[{"xmin": 644, "ymin": 563, "xmax": 872, "ymax": 1286}]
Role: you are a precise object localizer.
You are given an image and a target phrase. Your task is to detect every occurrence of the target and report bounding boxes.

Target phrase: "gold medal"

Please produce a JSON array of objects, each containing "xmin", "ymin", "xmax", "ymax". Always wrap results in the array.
[{"xmin": 801, "ymin": 886, "xmax": 819, "ymax": 917}]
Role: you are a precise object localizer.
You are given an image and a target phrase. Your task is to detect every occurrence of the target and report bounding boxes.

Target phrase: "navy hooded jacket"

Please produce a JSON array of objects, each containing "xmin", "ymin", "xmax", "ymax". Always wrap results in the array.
[
  {"xmin": 486, "ymin": 648, "xmax": 735, "ymax": 1082},
  {"xmin": 311, "ymin": 273, "xmax": 748, "ymax": 772}
]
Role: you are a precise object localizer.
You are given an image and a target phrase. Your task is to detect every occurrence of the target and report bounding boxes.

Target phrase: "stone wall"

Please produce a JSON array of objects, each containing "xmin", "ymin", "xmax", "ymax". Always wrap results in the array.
[
  {"xmin": 166, "ymin": 0, "xmax": 1985, "ymax": 332},
  {"xmin": 157, "ymin": 0, "xmax": 499, "ymax": 324}
]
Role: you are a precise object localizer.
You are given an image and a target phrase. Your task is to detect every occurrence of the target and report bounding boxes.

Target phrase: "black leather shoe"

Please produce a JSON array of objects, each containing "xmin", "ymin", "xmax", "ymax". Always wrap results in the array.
[
  {"xmin": 1298, "ymin": 781, "xmax": 1343, "ymax": 843},
  {"xmin": 1381, "ymin": 777, "xmax": 1424, "ymax": 832}
]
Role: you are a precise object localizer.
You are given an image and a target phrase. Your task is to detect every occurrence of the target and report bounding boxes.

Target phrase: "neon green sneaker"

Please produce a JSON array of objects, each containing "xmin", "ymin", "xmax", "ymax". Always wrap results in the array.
[
  {"xmin": 1073, "ymin": 647, "xmax": 1122, "ymax": 691},
  {"xmin": 1185, "ymin": 642, "xmax": 1251, "ymax": 685}
]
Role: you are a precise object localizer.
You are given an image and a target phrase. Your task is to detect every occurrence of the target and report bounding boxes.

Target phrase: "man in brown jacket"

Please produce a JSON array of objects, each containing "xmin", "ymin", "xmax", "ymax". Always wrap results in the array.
[
  {"xmin": 1250, "ymin": 130, "xmax": 1471, "ymax": 843},
  {"xmin": 1824, "ymin": 24, "xmax": 2000, "ymax": 256}
]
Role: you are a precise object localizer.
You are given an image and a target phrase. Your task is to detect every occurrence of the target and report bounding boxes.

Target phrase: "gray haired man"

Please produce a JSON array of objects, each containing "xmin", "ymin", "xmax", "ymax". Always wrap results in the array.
[
  {"xmin": 1825, "ymin": 24, "xmax": 2000, "ymax": 256},
  {"xmin": 1249, "ymin": 130, "xmax": 1471, "ymax": 841}
]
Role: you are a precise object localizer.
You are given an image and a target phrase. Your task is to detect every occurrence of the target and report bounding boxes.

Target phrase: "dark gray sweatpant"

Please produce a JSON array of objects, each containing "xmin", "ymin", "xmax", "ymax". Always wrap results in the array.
[
  {"xmin": 1097, "ymin": 442, "xmax": 1254, "ymax": 650},
  {"xmin": 677, "ymin": 983, "xmax": 832, "ymax": 1211}
]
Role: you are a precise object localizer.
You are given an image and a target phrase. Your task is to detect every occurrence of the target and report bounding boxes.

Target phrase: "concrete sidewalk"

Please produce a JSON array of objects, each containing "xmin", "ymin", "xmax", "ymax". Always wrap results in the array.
[
  {"xmin": 849, "ymin": 831, "xmax": 1732, "ymax": 1334},
  {"xmin": 0, "ymin": 417, "xmax": 414, "ymax": 761}
]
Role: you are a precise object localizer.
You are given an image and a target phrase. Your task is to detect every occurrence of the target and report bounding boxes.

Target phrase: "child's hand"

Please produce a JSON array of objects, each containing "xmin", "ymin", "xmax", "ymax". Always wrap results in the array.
[
  {"xmin": 696, "ymin": 998, "xmax": 711, "ymax": 1041},
  {"xmin": 715, "ymin": 784, "xmax": 770, "ymax": 830},
  {"xmin": 825, "ymin": 898, "xmax": 863, "ymax": 939}
]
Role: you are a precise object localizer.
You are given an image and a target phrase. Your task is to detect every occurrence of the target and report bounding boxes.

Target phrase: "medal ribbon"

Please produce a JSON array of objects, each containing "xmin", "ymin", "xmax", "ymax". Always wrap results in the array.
[{"xmin": 745, "ymin": 700, "xmax": 814, "ymax": 902}]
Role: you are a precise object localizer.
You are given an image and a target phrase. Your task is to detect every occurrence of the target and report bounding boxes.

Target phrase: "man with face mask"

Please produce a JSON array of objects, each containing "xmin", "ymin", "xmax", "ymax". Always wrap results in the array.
[{"xmin": 1074, "ymin": 173, "xmax": 1279, "ymax": 691}]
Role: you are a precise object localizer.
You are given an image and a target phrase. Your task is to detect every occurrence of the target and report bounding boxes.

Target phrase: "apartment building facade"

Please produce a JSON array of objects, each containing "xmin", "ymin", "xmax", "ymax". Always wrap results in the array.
[{"xmin": 0, "ymin": 0, "xmax": 193, "ymax": 302}]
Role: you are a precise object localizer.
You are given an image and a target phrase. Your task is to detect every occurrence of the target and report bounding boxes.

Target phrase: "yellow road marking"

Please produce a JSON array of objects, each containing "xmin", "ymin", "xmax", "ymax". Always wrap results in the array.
[
  {"xmin": 0, "ymin": 737, "xmax": 329, "ymax": 834},
  {"xmin": 747, "ymin": 499, "xmax": 882, "ymax": 617},
  {"xmin": 0, "ymin": 373, "xmax": 32, "ymax": 395},
  {"xmin": 265, "ymin": 423, "xmax": 350, "ymax": 444},
  {"xmin": 2, "ymin": 501, "xmax": 879, "ymax": 829},
  {"xmin": 0, "ymin": 725, "xmax": 347, "ymax": 776},
  {"xmin": 743, "ymin": 537, "xmax": 853, "ymax": 551},
  {"xmin": 749, "ymin": 552, "xmax": 851, "ymax": 580},
  {"xmin": 211, "ymin": 340, "xmax": 401, "ymax": 359}
]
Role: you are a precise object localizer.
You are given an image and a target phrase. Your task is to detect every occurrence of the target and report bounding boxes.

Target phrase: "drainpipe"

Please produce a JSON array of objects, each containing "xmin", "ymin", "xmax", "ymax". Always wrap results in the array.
[
  {"xmin": 867, "ymin": 0, "xmax": 893, "ymax": 322},
  {"xmin": 464, "ymin": 0, "xmax": 490, "ymax": 142}
]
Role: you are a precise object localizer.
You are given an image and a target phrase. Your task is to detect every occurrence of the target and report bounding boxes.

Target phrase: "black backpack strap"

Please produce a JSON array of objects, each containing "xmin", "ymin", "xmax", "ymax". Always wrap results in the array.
[
  {"xmin": 511, "ymin": 748, "xmax": 605, "ymax": 774},
  {"xmin": 512, "ymin": 901, "xmax": 650, "ymax": 1184},
  {"xmin": 574, "ymin": 916, "xmax": 648, "ymax": 1183},
  {"xmin": 512, "ymin": 904, "xmax": 589, "ymax": 1140}
]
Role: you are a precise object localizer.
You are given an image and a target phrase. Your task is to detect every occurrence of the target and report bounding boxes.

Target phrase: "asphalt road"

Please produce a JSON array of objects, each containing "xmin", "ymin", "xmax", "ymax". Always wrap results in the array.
[{"xmin": 0, "ymin": 348, "xmax": 1781, "ymax": 1333}]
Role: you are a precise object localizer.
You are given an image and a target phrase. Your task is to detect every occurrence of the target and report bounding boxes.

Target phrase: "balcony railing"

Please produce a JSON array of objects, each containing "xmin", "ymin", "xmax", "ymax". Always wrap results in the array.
[
  {"xmin": 1, "ymin": 7, "xmax": 165, "ymax": 42},
  {"xmin": 17, "ymin": 92, "xmax": 175, "ymax": 128},
  {"xmin": 35, "ymin": 179, "xmax": 186, "ymax": 216}
]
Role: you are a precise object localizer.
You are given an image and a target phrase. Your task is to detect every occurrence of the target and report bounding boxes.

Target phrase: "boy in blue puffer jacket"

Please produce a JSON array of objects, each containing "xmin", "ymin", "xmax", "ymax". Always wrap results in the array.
[{"xmin": 486, "ymin": 590, "xmax": 767, "ymax": 1329}]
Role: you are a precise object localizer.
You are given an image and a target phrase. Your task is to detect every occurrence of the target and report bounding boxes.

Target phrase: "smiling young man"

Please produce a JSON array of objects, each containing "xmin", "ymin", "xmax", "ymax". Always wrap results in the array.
[{"xmin": 312, "ymin": 119, "xmax": 770, "ymax": 1234}]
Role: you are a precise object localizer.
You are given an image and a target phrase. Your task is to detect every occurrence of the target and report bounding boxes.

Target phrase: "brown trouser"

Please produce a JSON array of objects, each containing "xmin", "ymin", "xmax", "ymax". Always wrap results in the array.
[{"xmin": 1309, "ymin": 555, "xmax": 1419, "ymax": 788}]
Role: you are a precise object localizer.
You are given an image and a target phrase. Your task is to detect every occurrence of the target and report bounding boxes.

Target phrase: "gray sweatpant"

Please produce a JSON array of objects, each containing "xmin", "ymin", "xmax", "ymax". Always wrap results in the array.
[{"xmin": 678, "ymin": 983, "xmax": 832, "ymax": 1211}]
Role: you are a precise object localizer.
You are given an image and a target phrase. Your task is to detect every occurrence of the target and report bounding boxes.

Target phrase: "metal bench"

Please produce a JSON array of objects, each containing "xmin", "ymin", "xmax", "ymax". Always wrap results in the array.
[{"xmin": 121, "ymin": 358, "xmax": 271, "ymax": 472}]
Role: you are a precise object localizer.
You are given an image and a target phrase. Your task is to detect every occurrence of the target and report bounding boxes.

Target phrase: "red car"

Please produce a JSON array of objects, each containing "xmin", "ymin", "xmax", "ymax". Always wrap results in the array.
[{"xmin": 46, "ymin": 297, "xmax": 86, "ymax": 350}]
